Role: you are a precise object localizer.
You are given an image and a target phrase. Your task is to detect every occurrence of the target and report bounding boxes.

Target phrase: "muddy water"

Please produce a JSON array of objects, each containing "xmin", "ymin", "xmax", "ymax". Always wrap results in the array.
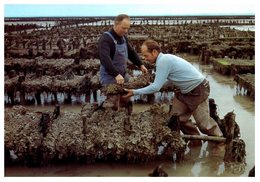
[{"xmin": 4, "ymin": 62, "xmax": 255, "ymax": 177}]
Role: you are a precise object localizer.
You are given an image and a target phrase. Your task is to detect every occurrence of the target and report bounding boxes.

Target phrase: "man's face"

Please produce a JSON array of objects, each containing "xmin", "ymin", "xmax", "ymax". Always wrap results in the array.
[
  {"xmin": 114, "ymin": 18, "xmax": 131, "ymax": 37},
  {"xmin": 141, "ymin": 45, "xmax": 156, "ymax": 64}
]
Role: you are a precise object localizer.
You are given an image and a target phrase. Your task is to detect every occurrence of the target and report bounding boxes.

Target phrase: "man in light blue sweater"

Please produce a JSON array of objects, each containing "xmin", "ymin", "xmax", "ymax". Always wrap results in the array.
[{"xmin": 124, "ymin": 39, "xmax": 223, "ymax": 145}]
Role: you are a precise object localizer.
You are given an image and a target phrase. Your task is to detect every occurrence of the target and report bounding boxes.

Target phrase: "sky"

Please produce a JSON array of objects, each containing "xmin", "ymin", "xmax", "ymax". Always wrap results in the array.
[{"xmin": 3, "ymin": 0, "xmax": 256, "ymax": 17}]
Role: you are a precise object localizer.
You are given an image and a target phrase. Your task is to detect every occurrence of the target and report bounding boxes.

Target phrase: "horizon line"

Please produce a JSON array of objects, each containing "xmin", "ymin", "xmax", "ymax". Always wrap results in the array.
[{"xmin": 4, "ymin": 14, "xmax": 255, "ymax": 18}]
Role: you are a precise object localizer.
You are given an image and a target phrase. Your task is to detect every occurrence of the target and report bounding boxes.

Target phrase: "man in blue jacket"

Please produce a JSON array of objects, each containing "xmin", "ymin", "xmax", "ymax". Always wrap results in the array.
[{"xmin": 124, "ymin": 39, "xmax": 223, "ymax": 146}]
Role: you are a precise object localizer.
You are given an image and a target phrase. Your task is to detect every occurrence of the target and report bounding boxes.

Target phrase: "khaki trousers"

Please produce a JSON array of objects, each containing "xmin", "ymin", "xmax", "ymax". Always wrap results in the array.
[{"xmin": 170, "ymin": 96, "xmax": 223, "ymax": 137}]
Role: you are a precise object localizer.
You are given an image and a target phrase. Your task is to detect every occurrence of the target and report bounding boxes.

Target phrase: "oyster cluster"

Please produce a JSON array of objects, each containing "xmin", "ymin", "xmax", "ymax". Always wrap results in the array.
[{"xmin": 5, "ymin": 104, "xmax": 186, "ymax": 165}]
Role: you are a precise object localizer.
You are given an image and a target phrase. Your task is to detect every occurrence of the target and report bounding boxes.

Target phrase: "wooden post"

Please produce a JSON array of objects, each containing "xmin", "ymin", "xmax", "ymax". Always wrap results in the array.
[
  {"xmin": 53, "ymin": 92, "xmax": 58, "ymax": 104},
  {"xmin": 92, "ymin": 89, "xmax": 97, "ymax": 102},
  {"xmin": 20, "ymin": 90, "xmax": 26, "ymax": 105},
  {"xmin": 35, "ymin": 91, "xmax": 41, "ymax": 105},
  {"xmin": 147, "ymin": 94, "xmax": 155, "ymax": 104},
  {"xmin": 65, "ymin": 92, "xmax": 72, "ymax": 104},
  {"xmin": 85, "ymin": 90, "xmax": 91, "ymax": 103},
  {"xmin": 39, "ymin": 113, "xmax": 51, "ymax": 137},
  {"xmin": 82, "ymin": 115, "xmax": 87, "ymax": 135},
  {"xmin": 204, "ymin": 50, "xmax": 211, "ymax": 64},
  {"xmin": 224, "ymin": 113, "xmax": 235, "ymax": 162},
  {"xmin": 18, "ymin": 76, "xmax": 26, "ymax": 105},
  {"xmin": 200, "ymin": 47, "xmax": 205, "ymax": 63},
  {"xmin": 53, "ymin": 104, "xmax": 60, "ymax": 119}
]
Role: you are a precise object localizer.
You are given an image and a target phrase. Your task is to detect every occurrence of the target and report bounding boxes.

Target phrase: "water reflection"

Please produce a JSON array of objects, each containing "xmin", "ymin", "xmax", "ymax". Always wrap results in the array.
[{"xmin": 233, "ymin": 95, "xmax": 255, "ymax": 113}]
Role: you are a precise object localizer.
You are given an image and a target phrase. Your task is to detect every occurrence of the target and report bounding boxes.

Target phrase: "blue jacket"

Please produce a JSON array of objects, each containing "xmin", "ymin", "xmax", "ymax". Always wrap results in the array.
[{"xmin": 133, "ymin": 53, "xmax": 205, "ymax": 95}]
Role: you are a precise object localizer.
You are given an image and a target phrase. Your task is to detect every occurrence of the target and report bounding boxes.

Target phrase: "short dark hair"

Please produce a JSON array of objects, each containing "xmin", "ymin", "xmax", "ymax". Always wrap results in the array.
[
  {"xmin": 142, "ymin": 39, "xmax": 161, "ymax": 53},
  {"xmin": 114, "ymin": 14, "xmax": 130, "ymax": 25}
]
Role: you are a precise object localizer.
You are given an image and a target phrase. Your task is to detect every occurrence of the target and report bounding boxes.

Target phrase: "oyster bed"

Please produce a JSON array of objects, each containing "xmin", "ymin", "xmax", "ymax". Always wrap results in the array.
[{"xmin": 5, "ymin": 104, "xmax": 186, "ymax": 165}]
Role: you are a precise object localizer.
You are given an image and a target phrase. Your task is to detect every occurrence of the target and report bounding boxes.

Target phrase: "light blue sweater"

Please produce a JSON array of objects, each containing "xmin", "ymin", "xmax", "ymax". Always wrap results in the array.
[{"xmin": 133, "ymin": 53, "xmax": 205, "ymax": 95}]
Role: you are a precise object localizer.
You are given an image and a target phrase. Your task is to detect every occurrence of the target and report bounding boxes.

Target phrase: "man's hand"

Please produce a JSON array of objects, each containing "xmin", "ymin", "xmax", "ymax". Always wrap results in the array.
[
  {"xmin": 140, "ymin": 65, "xmax": 148, "ymax": 74},
  {"xmin": 122, "ymin": 88, "xmax": 134, "ymax": 99},
  {"xmin": 115, "ymin": 74, "xmax": 124, "ymax": 84}
]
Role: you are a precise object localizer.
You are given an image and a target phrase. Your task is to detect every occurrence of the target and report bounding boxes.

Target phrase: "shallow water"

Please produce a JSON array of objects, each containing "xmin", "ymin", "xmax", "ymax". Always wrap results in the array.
[{"xmin": 4, "ymin": 62, "xmax": 255, "ymax": 177}]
